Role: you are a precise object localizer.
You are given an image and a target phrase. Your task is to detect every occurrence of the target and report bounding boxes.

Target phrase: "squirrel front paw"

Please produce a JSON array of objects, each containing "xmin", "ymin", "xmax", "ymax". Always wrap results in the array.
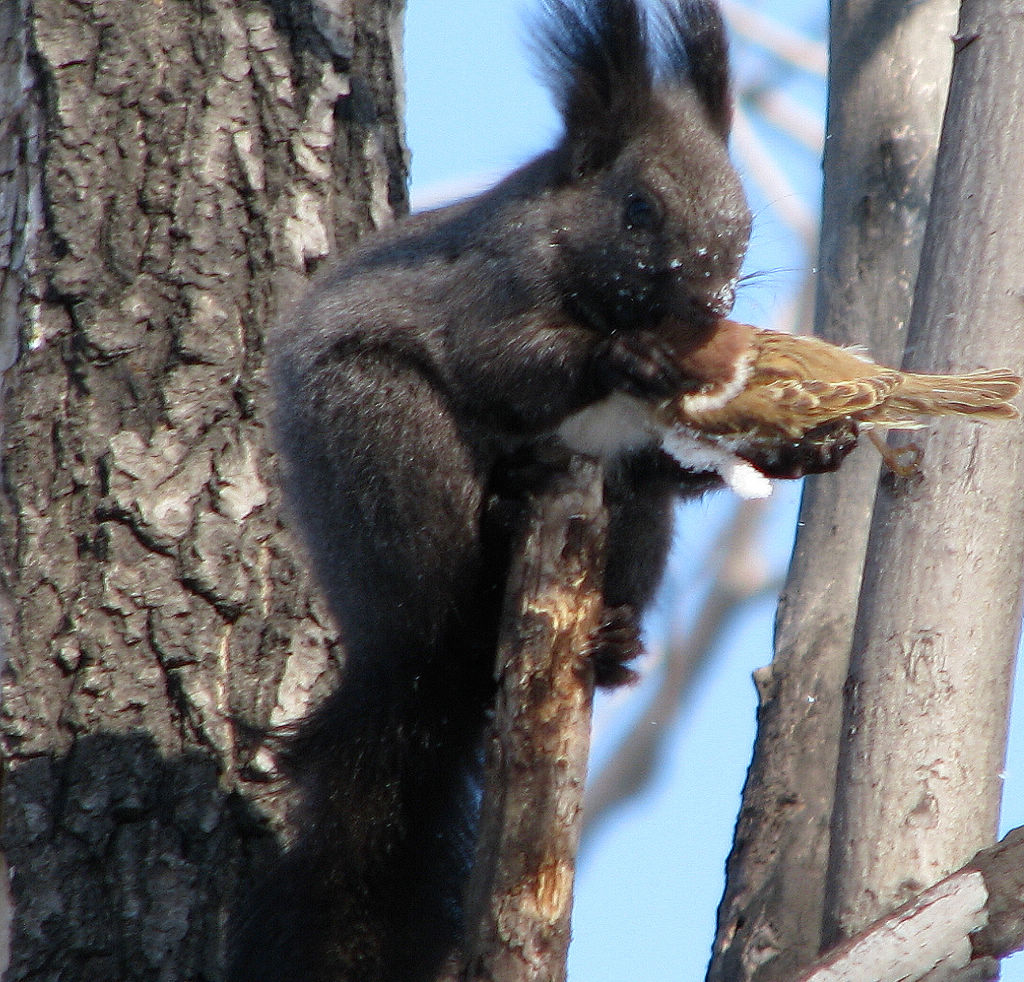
[
  {"xmin": 742, "ymin": 419, "xmax": 860, "ymax": 479},
  {"xmin": 592, "ymin": 331, "xmax": 695, "ymax": 402}
]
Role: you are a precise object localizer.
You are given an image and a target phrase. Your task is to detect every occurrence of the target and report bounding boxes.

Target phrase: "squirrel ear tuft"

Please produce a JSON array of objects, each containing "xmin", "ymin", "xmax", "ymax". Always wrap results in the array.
[
  {"xmin": 532, "ymin": 0, "xmax": 655, "ymax": 174},
  {"xmin": 657, "ymin": 0, "xmax": 734, "ymax": 139},
  {"xmin": 532, "ymin": 0, "xmax": 735, "ymax": 171}
]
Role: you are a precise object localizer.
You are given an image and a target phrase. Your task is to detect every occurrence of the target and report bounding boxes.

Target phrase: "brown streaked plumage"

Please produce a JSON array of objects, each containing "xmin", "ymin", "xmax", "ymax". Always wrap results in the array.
[
  {"xmin": 662, "ymin": 319, "xmax": 1021, "ymax": 439},
  {"xmin": 653, "ymin": 318, "xmax": 1021, "ymax": 496}
]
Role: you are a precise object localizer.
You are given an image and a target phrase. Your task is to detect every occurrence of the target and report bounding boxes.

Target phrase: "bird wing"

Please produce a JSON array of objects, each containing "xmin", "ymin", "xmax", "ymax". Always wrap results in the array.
[
  {"xmin": 662, "ymin": 321, "xmax": 1020, "ymax": 448},
  {"xmin": 680, "ymin": 330, "xmax": 902, "ymax": 438}
]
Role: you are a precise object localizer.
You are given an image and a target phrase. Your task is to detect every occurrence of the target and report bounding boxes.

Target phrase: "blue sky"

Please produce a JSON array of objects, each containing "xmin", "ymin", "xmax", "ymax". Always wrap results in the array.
[{"xmin": 403, "ymin": 3, "xmax": 1024, "ymax": 979}]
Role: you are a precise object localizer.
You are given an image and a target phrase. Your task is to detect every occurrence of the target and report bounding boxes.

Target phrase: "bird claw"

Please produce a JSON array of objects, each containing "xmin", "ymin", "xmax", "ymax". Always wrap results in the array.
[{"xmin": 867, "ymin": 430, "xmax": 921, "ymax": 477}]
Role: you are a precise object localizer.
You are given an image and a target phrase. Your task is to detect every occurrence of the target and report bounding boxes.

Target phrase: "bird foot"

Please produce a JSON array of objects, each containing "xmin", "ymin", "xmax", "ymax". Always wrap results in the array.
[{"xmin": 868, "ymin": 430, "xmax": 921, "ymax": 477}]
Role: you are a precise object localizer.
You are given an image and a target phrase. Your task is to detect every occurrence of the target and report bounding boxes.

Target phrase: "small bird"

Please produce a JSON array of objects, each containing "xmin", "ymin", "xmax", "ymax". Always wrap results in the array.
[{"xmin": 656, "ymin": 319, "xmax": 1022, "ymax": 497}]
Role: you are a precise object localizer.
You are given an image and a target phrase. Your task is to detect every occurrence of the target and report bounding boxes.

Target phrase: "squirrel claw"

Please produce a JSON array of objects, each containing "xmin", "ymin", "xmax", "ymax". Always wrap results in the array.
[
  {"xmin": 594, "ymin": 332, "xmax": 691, "ymax": 401},
  {"xmin": 585, "ymin": 604, "xmax": 643, "ymax": 688}
]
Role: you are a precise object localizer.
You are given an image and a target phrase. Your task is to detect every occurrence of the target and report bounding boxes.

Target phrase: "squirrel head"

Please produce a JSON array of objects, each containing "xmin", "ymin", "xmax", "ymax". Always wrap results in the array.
[{"xmin": 534, "ymin": 0, "xmax": 750, "ymax": 335}]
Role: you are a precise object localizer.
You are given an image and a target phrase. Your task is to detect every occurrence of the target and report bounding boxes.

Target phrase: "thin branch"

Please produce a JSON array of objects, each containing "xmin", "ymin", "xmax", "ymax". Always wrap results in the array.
[
  {"xmin": 732, "ymin": 105, "xmax": 818, "ymax": 253},
  {"xmin": 582, "ymin": 499, "xmax": 776, "ymax": 844},
  {"xmin": 721, "ymin": 1, "xmax": 826, "ymax": 77},
  {"xmin": 708, "ymin": 2, "xmax": 960, "ymax": 976},
  {"xmin": 744, "ymin": 88, "xmax": 824, "ymax": 154}
]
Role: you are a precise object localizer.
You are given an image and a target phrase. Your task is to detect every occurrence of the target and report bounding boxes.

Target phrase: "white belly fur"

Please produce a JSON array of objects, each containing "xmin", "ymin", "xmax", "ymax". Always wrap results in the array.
[
  {"xmin": 555, "ymin": 392, "xmax": 659, "ymax": 459},
  {"xmin": 555, "ymin": 392, "xmax": 774, "ymax": 499}
]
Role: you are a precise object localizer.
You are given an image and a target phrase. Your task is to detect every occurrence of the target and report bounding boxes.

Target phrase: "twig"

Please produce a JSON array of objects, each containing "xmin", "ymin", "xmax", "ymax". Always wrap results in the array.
[
  {"xmin": 582, "ymin": 499, "xmax": 776, "ymax": 844},
  {"xmin": 745, "ymin": 88, "xmax": 824, "ymax": 154},
  {"xmin": 732, "ymin": 106, "xmax": 818, "ymax": 252},
  {"xmin": 721, "ymin": 1, "xmax": 826, "ymax": 76}
]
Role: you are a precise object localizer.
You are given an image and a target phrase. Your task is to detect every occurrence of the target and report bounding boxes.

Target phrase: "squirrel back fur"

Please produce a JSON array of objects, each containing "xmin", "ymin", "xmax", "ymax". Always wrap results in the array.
[{"xmin": 231, "ymin": 2, "xmax": 750, "ymax": 979}]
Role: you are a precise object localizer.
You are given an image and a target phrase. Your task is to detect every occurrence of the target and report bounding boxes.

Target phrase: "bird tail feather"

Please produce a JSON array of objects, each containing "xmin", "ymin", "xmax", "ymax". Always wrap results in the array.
[{"xmin": 880, "ymin": 369, "xmax": 1021, "ymax": 424}]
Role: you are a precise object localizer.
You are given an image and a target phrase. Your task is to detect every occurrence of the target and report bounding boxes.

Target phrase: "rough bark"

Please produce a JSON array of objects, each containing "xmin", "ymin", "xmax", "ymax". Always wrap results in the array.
[
  {"xmin": 707, "ymin": 3, "xmax": 958, "ymax": 979},
  {"xmin": 824, "ymin": 0, "xmax": 1024, "ymax": 942},
  {"xmin": 0, "ymin": 1, "xmax": 406, "ymax": 979},
  {"xmin": 461, "ymin": 458, "xmax": 605, "ymax": 982}
]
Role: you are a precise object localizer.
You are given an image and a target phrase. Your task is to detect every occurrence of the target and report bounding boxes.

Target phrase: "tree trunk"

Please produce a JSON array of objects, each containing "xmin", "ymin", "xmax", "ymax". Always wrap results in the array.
[
  {"xmin": 824, "ymin": 0, "xmax": 1024, "ymax": 943},
  {"xmin": 707, "ymin": 2, "xmax": 959, "ymax": 979},
  {"xmin": 0, "ymin": 1, "xmax": 406, "ymax": 979}
]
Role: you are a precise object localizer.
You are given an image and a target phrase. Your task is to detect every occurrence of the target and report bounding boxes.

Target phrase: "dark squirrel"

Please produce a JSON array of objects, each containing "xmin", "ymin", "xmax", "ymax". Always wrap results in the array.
[{"xmin": 231, "ymin": 2, "xmax": 847, "ymax": 980}]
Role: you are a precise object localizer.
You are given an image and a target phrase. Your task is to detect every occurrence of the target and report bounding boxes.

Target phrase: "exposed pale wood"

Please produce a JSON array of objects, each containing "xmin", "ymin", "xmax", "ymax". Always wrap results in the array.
[
  {"xmin": 800, "ymin": 873, "xmax": 988, "ymax": 982},
  {"xmin": 794, "ymin": 824, "xmax": 1024, "ymax": 982},
  {"xmin": 462, "ymin": 458, "xmax": 606, "ymax": 982}
]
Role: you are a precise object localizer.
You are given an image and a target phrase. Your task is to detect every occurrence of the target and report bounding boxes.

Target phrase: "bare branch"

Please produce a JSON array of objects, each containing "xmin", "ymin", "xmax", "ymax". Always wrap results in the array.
[
  {"xmin": 461, "ymin": 458, "xmax": 606, "ymax": 982},
  {"xmin": 708, "ymin": 2, "xmax": 960, "ymax": 979},
  {"xmin": 824, "ymin": 0, "xmax": 1024, "ymax": 940},
  {"xmin": 721, "ymin": 1, "xmax": 826, "ymax": 77},
  {"xmin": 583, "ymin": 499, "xmax": 776, "ymax": 844},
  {"xmin": 731, "ymin": 105, "xmax": 818, "ymax": 252},
  {"xmin": 745, "ymin": 88, "xmax": 824, "ymax": 154}
]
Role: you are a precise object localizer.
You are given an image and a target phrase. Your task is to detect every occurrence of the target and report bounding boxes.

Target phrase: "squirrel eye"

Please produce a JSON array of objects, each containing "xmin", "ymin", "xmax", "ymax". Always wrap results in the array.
[{"xmin": 623, "ymin": 192, "xmax": 658, "ymax": 231}]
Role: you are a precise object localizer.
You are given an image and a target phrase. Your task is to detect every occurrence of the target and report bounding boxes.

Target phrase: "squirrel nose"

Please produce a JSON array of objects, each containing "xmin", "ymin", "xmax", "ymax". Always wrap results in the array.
[
  {"xmin": 705, "ymin": 280, "xmax": 736, "ymax": 316},
  {"xmin": 675, "ymin": 277, "xmax": 736, "ymax": 324}
]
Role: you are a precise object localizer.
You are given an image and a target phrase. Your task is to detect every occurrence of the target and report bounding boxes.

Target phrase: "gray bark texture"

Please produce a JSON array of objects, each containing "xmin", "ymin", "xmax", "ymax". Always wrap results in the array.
[
  {"xmin": 707, "ymin": 2, "xmax": 959, "ymax": 979},
  {"xmin": 0, "ymin": 1, "xmax": 406, "ymax": 979},
  {"xmin": 824, "ymin": 0, "xmax": 1024, "ymax": 943}
]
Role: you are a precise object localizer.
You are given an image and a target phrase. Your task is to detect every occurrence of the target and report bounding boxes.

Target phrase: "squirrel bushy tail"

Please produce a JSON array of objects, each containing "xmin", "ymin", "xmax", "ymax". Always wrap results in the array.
[{"xmin": 233, "ymin": 647, "xmax": 493, "ymax": 981}]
